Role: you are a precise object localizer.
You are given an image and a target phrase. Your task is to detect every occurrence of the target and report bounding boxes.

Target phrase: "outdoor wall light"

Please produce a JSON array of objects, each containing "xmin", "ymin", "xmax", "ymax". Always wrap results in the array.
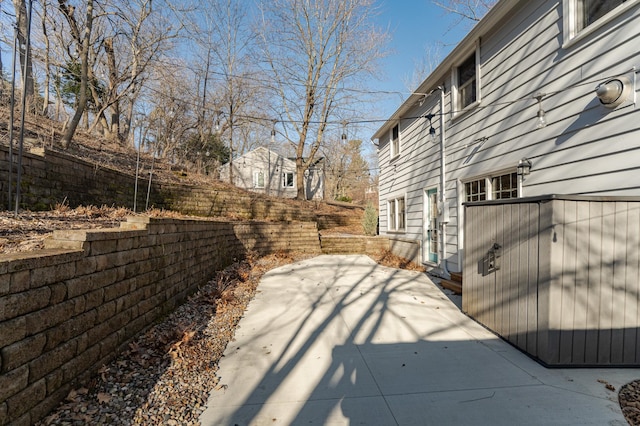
[
  {"xmin": 341, "ymin": 120, "xmax": 348, "ymax": 141},
  {"xmin": 534, "ymin": 93, "xmax": 547, "ymax": 129},
  {"xmin": 271, "ymin": 120, "xmax": 277, "ymax": 144},
  {"xmin": 595, "ymin": 76, "xmax": 631, "ymax": 108},
  {"xmin": 425, "ymin": 113, "xmax": 437, "ymax": 143},
  {"xmin": 517, "ymin": 158, "xmax": 532, "ymax": 176}
]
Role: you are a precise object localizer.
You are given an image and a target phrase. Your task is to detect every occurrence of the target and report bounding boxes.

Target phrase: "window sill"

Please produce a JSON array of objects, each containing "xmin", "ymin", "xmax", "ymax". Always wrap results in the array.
[
  {"xmin": 452, "ymin": 100, "xmax": 481, "ymax": 121},
  {"xmin": 389, "ymin": 153, "xmax": 401, "ymax": 163},
  {"xmin": 387, "ymin": 229, "xmax": 406, "ymax": 234}
]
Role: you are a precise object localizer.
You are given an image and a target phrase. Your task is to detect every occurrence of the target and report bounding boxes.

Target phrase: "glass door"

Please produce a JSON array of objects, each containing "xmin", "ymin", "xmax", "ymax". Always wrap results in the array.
[{"xmin": 424, "ymin": 188, "xmax": 438, "ymax": 263}]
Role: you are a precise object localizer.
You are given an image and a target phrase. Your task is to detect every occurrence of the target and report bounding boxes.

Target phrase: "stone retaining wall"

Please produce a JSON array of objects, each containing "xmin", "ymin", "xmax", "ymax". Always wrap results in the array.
[
  {"xmin": 320, "ymin": 235, "xmax": 389, "ymax": 255},
  {"xmin": 0, "ymin": 218, "xmax": 321, "ymax": 425},
  {"xmin": 0, "ymin": 146, "xmax": 362, "ymax": 228}
]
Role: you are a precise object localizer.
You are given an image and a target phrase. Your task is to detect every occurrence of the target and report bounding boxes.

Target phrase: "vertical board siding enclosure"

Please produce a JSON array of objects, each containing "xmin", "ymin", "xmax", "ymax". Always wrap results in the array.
[
  {"xmin": 373, "ymin": 0, "xmax": 640, "ymax": 278},
  {"xmin": 463, "ymin": 195, "xmax": 640, "ymax": 366}
]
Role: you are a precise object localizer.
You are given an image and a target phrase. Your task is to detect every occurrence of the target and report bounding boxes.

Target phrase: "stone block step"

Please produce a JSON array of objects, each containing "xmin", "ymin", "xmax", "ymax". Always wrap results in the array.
[{"xmin": 440, "ymin": 278, "xmax": 462, "ymax": 294}]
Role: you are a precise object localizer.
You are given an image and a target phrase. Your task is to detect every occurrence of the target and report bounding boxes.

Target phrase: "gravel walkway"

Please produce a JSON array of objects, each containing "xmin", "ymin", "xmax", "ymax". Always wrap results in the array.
[{"xmin": 37, "ymin": 252, "xmax": 307, "ymax": 425}]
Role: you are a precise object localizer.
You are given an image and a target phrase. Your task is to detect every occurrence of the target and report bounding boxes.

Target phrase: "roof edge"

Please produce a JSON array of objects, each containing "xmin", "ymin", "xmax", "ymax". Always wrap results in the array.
[{"xmin": 372, "ymin": 0, "xmax": 520, "ymax": 141}]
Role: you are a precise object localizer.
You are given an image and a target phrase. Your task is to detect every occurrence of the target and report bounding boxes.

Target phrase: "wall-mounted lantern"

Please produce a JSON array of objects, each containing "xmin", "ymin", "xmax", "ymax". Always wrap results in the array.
[
  {"xmin": 595, "ymin": 76, "xmax": 632, "ymax": 109},
  {"xmin": 534, "ymin": 93, "xmax": 547, "ymax": 129},
  {"xmin": 517, "ymin": 158, "xmax": 532, "ymax": 177},
  {"xmin": 425, "ymin": 113, "xmax": 436, "ymax": 143}
]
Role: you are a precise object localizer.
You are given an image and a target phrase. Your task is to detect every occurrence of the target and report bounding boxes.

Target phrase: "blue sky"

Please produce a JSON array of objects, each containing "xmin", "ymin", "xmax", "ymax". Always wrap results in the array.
[{"xmin": 369, "ymin": 0, "xmax": 476, "ymax": 125}]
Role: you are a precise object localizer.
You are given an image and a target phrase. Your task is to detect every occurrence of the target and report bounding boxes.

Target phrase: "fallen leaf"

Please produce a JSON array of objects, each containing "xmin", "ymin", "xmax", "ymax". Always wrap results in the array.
[
  {"xmin": 66, "ymin": 389, "xmax": 78, "ymax": 402},
  {"xmin": 97, "ymin": 393, "xmax": 112, "ymax": 404}
]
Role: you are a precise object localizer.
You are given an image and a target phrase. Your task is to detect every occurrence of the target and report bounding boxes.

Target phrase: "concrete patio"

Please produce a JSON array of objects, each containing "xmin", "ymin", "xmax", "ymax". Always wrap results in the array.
[{"xmin": 200, "ymin": 255, "xmax": 639, "ymax": 425}]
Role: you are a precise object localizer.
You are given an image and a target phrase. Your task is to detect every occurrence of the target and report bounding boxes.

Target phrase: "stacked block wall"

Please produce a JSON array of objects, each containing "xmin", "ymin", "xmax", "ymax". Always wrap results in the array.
[{"xmin": 0, "ymin": 217, "xmax": 320, "ymax": 425}]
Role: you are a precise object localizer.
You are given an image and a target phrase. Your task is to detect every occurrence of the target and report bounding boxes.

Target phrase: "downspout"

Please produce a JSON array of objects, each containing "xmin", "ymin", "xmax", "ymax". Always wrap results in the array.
[{"xmin": 438, "ymin": 87, "xmax": 451, "ymax": 278}]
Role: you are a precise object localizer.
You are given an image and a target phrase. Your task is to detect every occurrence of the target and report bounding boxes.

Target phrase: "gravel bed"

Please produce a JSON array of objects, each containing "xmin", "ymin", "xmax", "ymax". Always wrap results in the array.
[
  {"xmin": 620, "ymin": 381, "xmax": 640, "ymax": 425},
  {"xmin": 37, "ymin": 252, "xmax": 306, "ymax": 426}
]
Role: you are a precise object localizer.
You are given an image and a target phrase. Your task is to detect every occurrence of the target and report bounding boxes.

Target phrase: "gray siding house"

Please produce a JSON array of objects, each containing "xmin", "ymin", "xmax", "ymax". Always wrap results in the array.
[
  {"xmin": 220, "ymin": 147, "xmax": 325, "ymax": 200},
  {"xmin": 373, "ymin": 0, "xmax": 640, "ymax": 276}
]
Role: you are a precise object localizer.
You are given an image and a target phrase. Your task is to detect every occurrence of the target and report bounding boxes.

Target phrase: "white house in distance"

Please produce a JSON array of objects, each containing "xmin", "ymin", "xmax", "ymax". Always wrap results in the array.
[
  {"xmin": 373, "ymin": 0, "xmax": 640, "ymax": 277},
  {"xmin": 220, "ymin": 147, "xmax": 325, "ymax": 200}
]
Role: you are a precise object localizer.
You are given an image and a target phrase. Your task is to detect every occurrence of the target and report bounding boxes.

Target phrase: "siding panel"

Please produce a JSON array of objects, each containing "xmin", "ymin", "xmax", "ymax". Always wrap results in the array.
[{"xmin": 378, "ymin": 0, "xmax": 640, "ymax": 282}]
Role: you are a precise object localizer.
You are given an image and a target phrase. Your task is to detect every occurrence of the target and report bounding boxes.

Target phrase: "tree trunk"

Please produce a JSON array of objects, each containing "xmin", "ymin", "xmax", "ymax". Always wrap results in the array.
[
  {"xmin": 41, "ymin": 1, "xmax": 51, "ymax": 116},
  {"xmin": 60, "ymin": 0, "xmax": 94, "ymax": 148},
  {"xmin": 13, "ymin": 0, "xmax": 35, "ymax": 112}
]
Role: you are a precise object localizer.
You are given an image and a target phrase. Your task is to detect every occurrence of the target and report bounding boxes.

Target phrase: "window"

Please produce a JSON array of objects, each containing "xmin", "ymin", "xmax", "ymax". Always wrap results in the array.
[
  {"xmin": 577, "ymin": 0, "xmax": 627, "ymax": 30},
  {"xmin": 253, "ymin": 170, "xmax": 265, "ymax": 188},
  {"xmin": 282, "ymin": 172, "xmax": 294, "ymax": 188},
  {"xmin": 390, "ymin": 124, "xmax": 400, "ymax": 158},
  {"xmin": 452, "ymin": 47, "xmax": 480, "ymax": 115},
  {"xmin": 563, "ymin": 0, "xmax": 634, "ymax": 45},
  {"xmin": 465, "ymin": 172, "xmax": 518, "ymax": 202},
  {"xmin": 492, "ymin": 173, "xmax": 517, "ymax": 199},
  {"xmin": 387, "ymin": 196, "xmax": 406, "ymax": 232},
  {"xmin": 465, "ymin": 179, "xmax": 487, "ymax": 202},
  {"xmin": 458, "ymin": 54, "xmax": 477, "ymax": 109}
]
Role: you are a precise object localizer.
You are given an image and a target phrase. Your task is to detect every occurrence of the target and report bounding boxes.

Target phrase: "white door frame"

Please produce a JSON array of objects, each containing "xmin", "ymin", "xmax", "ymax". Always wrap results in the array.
[{"xmin": 423, "ymin": 187, "xmax": 439, "ymax": 264}]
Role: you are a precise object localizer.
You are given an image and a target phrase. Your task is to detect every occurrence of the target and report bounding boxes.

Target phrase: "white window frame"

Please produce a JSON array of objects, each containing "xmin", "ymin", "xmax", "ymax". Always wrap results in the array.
[
  {"xmin": 282, "ymin": 171, "xmax": 294, "ymax": 188},
  {"xmin": 390, "ymin": 124, "xmax": 400, "ymax": 160},
  {"xmin": 563, "ymin": 0, "xmax": 637, "ymax": 47},
  {"xmin": 387, "ymin": 195, "xmax": 406, "ymax": 233},
  {"xmin": 253, "ymin": 170, "xmax": 265, "ymax": 188},
  {"xmin": 463, "ymin": 170, "xmax": 518, "ymax": 202},
  {"xmin": 451, "ymin": 42, "xmax": 481, "ymax": 118}
]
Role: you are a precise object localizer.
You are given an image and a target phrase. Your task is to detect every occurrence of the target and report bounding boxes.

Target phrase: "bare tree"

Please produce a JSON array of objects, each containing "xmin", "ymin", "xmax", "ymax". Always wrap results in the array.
[
  {"xmin": 89, "ymin": 0, "xmax": 182, "ymax": 142},
  {"xmin": 58, "ymin": 0, "xmax": 93, "ymax": 148},
  {"xmin": 433, "ymin": 0, "xmax": 497, "ymax": 23},
  {"xmin": 145, "ymin": 60, "xmax": 199, "ymax": 161},
  {"xmin": 185, "ymin": 0, "xmax": 264, "ymax": 184},
  {"xmin": 39, "ymin": 0, "xmax": 52, "ymax": 115},
  {"xmin": 13, "ymin": 0, "xmax": 36, "ymax": 111},
  {"xmin": 258, "ymin": 0, "xmax": 388, "ymax": 200},
  {"xmin": 403, "ymin": 43, "xmax": 443, "ymax": 93},
  {"xmin": 323, "ymin": 137, "xmax": 370, "ymax": 203}
]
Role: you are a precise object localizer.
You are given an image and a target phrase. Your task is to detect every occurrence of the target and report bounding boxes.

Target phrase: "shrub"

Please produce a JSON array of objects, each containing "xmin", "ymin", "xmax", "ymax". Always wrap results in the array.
[{"xmin": 362, "ymin": 203, "xmax": 378, "ymax": 236}]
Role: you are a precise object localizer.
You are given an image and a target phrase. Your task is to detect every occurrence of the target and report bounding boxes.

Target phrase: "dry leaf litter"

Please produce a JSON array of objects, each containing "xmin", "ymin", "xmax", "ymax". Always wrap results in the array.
[{"xmin": 37, "ymin": 251, "xmax": 308, "ymax": 425}]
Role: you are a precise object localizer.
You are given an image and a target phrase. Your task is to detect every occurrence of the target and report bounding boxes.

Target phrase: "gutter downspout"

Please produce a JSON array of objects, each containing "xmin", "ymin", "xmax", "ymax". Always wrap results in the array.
[{"xmin": 438, "ymin": 87, "xmax": 451, "ymax": 279}]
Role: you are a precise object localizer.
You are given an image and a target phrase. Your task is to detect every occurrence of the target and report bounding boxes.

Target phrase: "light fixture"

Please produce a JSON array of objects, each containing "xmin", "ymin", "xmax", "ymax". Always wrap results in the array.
[
  {"xmin": 426, "ymin": 113, "xmax": 437, "ymax": 143},
  {"xmin": 595, "ymin": 76, "xmax": 631, "ymax": 109},
  {"xmin": 517, "ymin": 158, "xmax": 532, "ymax": 176},
  {"xmin": 215, "ymin": 110, "xmax": 222, "ymax": 132},
  {"xmin": 534, "ymin": 93, "xmax": 547, "ymax": 129},
  {"xmin": 341, "ymin": 120, "xmax": 348, "ymax": 141},
  {"xmin": 271, "ymin": 120, "xmax": 277, "ymax": 144}
]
